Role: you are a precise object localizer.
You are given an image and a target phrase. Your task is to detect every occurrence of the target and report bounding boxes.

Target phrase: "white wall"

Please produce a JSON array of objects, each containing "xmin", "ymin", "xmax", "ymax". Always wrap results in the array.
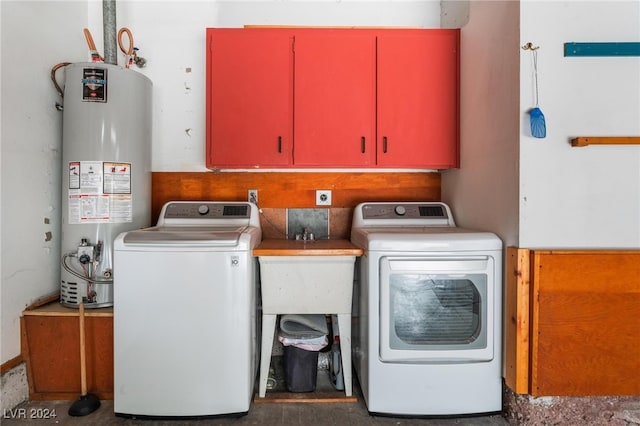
[
  {"xmin": 443, "ymin": 0, "xmax": 640, "ymax": 250},
  {"xmin": 519, "ymin": 0, "xmax": 640, "ymax": 248},
  {"xmin": 0, "ymin": 0, "xmax": 443, "ymax": 366},
  {"xmin": 1, "ymin": 1, "xmax": 87, "ymax": 364},
  {"xmin": 441, "ymin": 1, "xmax": 521, "ymax": 247}
]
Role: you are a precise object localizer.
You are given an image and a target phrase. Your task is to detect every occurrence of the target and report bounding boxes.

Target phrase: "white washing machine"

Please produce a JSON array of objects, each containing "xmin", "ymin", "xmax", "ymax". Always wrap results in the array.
[
  {"xmin": 350, "ymin": 202, "xmax": 503, "ymax": 416},
  {"xmin": 113, "ymin": 201, "xmax": 261, "ymax": 418}
]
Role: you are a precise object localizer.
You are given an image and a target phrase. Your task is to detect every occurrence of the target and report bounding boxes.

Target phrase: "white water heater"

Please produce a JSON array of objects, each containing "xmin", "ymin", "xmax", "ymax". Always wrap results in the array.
[{"xmin": 60, "ymin": 63, "xmax": 152, "ymax": 308}]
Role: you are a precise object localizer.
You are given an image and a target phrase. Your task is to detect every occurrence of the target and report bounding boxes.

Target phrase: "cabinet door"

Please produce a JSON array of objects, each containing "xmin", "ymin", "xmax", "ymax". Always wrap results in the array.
[
  {"xmin": 206, "ymin": 29, "xmax": 293, "ymax": 168},
  {"xmin": 294, "ymin": 30, "xmax": 376, "ymax": 167},
  {"xmin": 377, "ymin": 30, "xmax": 459, "ymax": 168}
]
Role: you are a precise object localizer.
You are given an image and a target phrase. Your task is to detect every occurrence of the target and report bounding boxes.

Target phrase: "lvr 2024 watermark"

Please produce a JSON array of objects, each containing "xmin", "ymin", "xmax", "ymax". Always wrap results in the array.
[{"xmin": 3, "ymin": 408, "xmax": 57, "ymax": 420}]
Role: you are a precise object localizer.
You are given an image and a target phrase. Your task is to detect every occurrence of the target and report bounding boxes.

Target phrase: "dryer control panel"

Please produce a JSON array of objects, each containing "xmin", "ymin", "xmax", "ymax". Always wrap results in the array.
[
  {"xmin": 353, "ymin": 202, "xmax": 456, "ymax": 227},
  {"xmin": 362, "ymin": 204, "xmax": 446, "ymax": 219},
  {"xmin": 360, "ymin": 203, "xmax": 447, "ymax": 219}
]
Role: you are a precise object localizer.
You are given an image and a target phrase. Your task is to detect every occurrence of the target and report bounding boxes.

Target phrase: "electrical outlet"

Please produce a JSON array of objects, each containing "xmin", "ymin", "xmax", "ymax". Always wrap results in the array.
[
  {"xmin": 316, "ymin": 190, "xmax": 332, "ymax": 206},
  {"xmin": 248, "ymin": 189, "xmax": 258, "ymax": 204}
]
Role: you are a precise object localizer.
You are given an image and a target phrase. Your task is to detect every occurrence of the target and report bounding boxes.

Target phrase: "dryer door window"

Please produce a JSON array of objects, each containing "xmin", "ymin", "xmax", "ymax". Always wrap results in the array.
[
  {"xmin": 392, "ymin": 276, "xmax": 482, "ymax": 345},
  {"xmin": 379, "ymin": 256, "xmax": 495, "ymax": 363}
]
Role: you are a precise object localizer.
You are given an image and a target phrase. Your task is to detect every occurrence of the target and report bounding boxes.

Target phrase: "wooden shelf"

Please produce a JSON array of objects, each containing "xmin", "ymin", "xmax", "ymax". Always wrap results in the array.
[{"xmin": 571, "ymin": 136, "xmax": 640, "ymax": 147}]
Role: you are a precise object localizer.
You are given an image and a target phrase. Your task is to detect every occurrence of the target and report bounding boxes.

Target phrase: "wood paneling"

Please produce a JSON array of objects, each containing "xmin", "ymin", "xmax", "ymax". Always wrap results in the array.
[
  {"xmin": 152, "ymin": 172, "xmax": 441, "ymax": 223},
  {"xmin": 505, "ymin": 247, "xmax": 531, "ymax": 394},
  {"xmin": 530, "ymin": 250, "xmax": 640, "ymax": 396},
  {"xmin": 21, "ymin": 303, "xmax": 114, "ymax": 401}
]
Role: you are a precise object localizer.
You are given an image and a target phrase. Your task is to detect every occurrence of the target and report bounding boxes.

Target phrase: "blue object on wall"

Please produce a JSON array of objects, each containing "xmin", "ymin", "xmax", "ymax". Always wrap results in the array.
[
  {"xmin": 564, "ymin": 42, "xmax": 640, "ymax": 57},
  {"xmin": 529, "ymin": 107, "xmax": 546, "ymax": 139},
  {"xmin": 525, "ymin": 45, "xmax": 546, "ymax": 139}
]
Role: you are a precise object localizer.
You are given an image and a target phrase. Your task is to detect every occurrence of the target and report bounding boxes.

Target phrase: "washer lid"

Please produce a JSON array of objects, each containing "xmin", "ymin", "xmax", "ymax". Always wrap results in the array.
[{"xmin": 122, "ymin": 226, "xmax": 246, "ymax": 245}]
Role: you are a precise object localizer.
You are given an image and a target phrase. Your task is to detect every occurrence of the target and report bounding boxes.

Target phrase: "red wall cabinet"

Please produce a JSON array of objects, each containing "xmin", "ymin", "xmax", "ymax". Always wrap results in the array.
[
  {"xmin": 206, "ymin": 29, "xmax": 294, "ymax": 168},
  {"xmin": 206, "ymin": 28, "xmax": 459, "ymax": 169},
  {"xmin": 293, "ymin": 30, "xmax": 376, "ymax": 167},
  {"xmin": 376, "ymin": 30, "xmax": 459, "ymax": 168}
]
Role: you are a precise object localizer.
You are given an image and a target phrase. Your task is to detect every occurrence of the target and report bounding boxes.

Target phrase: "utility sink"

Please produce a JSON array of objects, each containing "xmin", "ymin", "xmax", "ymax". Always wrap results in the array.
[
  {"xmin": 253, "ymin": 239, "xmax": 363, "ymax": 398},
  {"xmin": 259, "ymin": 255, "xmax": 356, "ymax": 313}
]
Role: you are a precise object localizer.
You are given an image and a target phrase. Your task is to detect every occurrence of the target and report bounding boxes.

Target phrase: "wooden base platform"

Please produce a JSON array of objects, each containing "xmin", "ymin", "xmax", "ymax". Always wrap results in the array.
[
  {"xmin": 21, "ymin": 295, "xmax": 114, "ymax": 400},
  {"xmin": 254, "ymin": 391, "xmax": 358, "ymax": 404}
]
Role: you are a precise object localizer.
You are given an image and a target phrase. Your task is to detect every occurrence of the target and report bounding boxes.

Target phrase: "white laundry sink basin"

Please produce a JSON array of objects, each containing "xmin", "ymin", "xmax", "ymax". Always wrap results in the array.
[
  {"xmin": 254, "ymin": 239, "xmax": 363, "ymax": 314},
  {"xmin": 259, "ymin": 255, "xmax": 355, "ymax": 314}
]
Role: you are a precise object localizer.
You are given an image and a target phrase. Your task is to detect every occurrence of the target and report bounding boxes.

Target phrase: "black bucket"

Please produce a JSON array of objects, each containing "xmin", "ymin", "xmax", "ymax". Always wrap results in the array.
[{"xmin": 283, "ymin": 345, "xmax": 319, "ymax": 392}]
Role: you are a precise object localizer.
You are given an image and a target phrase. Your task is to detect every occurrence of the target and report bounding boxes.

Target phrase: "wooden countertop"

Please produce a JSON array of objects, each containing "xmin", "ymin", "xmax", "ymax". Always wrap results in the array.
[{"xmin": 253, "ymin": 239, "xmax": 364, "ymax": 256}]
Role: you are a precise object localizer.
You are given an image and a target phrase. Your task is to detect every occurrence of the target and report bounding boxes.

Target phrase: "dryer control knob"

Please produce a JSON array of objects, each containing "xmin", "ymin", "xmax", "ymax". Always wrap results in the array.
[
  {"xmin": 395, "ymin": 205, "xmax": 406, "ymax": 216},
  {"xmin": 198, "ymin": 204, "xmax": 210, "ymax": 215}
]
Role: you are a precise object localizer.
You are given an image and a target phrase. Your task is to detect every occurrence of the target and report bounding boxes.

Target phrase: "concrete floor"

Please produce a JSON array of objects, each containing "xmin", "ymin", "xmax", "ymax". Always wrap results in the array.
[
  {"xmin": 4, "ymin": 370, "xmax": 508, "ymax": 426},
  {"xmin": 3, "ymin": 398, "xmax": 509, "ymax": 426},
  {"xmin": 3, "ymin": 356, "xmax": 508, "ymax": 425}
]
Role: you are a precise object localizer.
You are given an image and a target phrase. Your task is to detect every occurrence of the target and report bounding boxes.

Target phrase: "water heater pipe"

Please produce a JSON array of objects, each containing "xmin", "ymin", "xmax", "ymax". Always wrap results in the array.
[{"xmin": 103, "ymin": 0, "xmax": 118, "ymax": 65}]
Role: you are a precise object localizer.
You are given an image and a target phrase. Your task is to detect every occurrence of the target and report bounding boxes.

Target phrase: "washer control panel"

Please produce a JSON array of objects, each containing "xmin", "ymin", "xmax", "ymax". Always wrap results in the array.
[{"xmin": 162, "ymin": 202, "xmax": 250, "ymax": 219}]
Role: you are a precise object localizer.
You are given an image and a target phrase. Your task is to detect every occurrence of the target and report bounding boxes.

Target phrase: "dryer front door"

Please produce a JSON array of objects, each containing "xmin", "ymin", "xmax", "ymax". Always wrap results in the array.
[{"xmin": 379, "ymin": 255, "xmax": 495, "ymax": 363}]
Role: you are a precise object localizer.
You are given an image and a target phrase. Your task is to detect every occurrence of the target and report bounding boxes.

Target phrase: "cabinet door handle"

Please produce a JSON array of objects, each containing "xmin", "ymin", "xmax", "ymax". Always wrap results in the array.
[
  {"xmin": 383, "ymin": 136, "xmax": 388, "ymax": 153},
  {"xmin": 361, "ymin": 136, "xmax": 366, "ymax": 153},
  {"xmin": 278, "ymin": 136, "xmax": 282, "ymax": 153}
]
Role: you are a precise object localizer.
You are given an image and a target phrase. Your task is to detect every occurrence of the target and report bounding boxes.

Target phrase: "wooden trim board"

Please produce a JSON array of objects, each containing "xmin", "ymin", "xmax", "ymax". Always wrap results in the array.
[
  {"xmin": 504, "ymin": 247, "xmax": 531, "ymax": 394},
  {"xmin": 571, "ymin": 136, "xmax": 640, "ymax": 147},
  {"xmin": 1, "ymin": 355, "xmax": 23, "ymax": 374},
  {"xmin": 254, "ymin": 392, "xmax": 358, "ymax": 404}
]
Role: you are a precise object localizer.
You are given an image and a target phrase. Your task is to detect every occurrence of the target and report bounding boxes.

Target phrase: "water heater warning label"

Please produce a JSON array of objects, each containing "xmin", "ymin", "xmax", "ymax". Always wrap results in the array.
[
  {"xmin": 103, "ymin": 162, "xmax": 131, "ymax": 194},
  {"xmin": 81, "ymin": 68, "xmax": 107, "ymax": 102},
  {"xmin": 67, "ymin": 161, "xmax": 132, "ymax": 224}
]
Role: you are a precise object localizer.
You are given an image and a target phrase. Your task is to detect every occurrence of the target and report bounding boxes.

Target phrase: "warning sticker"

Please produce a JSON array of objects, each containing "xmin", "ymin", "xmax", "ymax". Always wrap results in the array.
[
  {"xmin": 103, "ymin": 162, "xmax": 131, "ymax": 194},
  {"xmin": 79, "ymin": 194, "xmax": 110, "ymax": 222},
  {"xmin": 68, "ymin": 161, "xmax": 133, "ymax": 224},
  {"xmin": 79, "ymin": 161, "xmax": 102, "ymax": 193},
  {"xmin": 69, "ymin": 161, "xmax": 80, "ymax": 189}
]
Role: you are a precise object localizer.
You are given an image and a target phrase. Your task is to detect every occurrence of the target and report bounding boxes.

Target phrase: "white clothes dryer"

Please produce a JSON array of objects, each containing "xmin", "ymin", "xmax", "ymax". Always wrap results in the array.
[
  {"xmin": 113, "ymin": 201, "xmax": 261, "ymax": 418},
  {"xmin": 350, "ymin": 202, "xmax": 503, "ymax": 416}
]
